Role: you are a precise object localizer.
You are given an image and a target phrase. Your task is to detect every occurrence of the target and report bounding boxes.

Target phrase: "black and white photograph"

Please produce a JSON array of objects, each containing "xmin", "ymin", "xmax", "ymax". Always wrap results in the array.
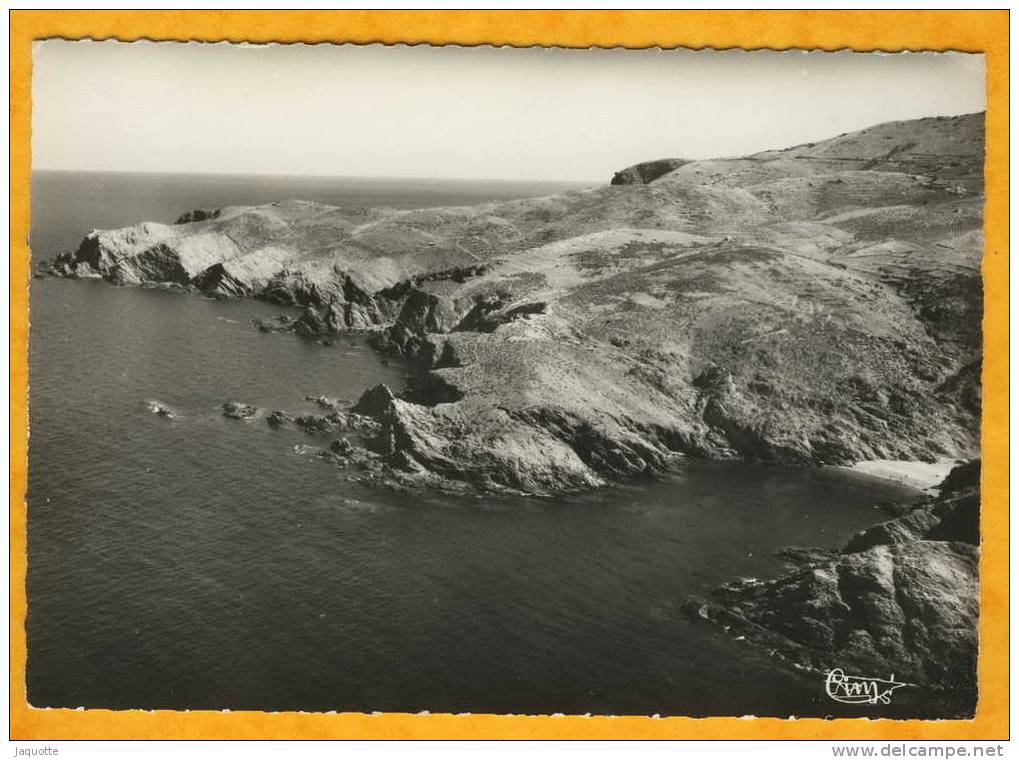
[{"xmin": 26, "ymin": 40, "xmax": 985, "ymax": 721}]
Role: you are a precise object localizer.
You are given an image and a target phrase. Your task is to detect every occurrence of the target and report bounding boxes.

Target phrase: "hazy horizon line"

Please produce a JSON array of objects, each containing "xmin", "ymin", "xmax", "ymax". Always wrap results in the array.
[
  {"xmin": 30, "ymin": 167, "xmax": 603, "ymax": 185},
  {"xmin": 32, "ymin": 108, "xmax": 985, "ymax": 185}
]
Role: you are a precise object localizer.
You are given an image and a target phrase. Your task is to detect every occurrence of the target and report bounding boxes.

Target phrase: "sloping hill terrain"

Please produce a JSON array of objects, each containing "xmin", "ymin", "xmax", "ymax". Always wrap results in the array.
[{"xmin": 43, "ymin": 112, "xmax": 984, "ymax": 495}]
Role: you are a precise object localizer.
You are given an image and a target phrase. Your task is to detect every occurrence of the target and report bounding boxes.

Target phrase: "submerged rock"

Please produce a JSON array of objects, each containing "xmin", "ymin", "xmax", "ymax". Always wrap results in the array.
[
  {"xmin": 266, "ymin": 410, "xmax": 293, "ymax": 428},
  {"xmin": 222, "ymin": 401, "xmax": 259, "ymax": 420},
  {"xmin": 305, "ymin": 395, "xmax": 344, "ymax": 411},
  {"xmin": 143, "ymin": 400, "xmax": 176, "ymax": 419},
  {"xmin": 251, "ymin": 314, "xmax": 294, "ymax": 334}
]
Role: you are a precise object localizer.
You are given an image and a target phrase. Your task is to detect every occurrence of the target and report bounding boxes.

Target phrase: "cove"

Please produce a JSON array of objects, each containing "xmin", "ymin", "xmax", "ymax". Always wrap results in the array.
[{"xmin": 26, "ymin": 278, "xmax": 924, "ymax": 716}]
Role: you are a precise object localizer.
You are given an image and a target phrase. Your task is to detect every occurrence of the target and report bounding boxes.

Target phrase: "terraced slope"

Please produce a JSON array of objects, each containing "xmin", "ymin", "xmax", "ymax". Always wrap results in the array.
[{"xmin": 43, "ymin": 112, "xmax": 984, "ymax": 495}]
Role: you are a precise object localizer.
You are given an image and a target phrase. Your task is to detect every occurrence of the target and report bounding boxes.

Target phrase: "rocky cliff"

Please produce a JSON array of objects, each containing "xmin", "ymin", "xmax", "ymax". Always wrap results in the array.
[
  {"xmin": 41, "ymin": 112, "xmax": 985, "ymax": 496},
  {"xmin": 611, "ymin": 158, "xmax": 690, "ymax": 185},
  {"xmin": 687, "ymin": 460, "xmax": 980, "ymax": 716}
]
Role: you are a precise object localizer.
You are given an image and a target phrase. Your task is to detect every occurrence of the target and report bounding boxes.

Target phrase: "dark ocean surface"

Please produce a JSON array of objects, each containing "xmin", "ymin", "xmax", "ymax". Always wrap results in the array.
[{"xmin": 27, "ymin": 171, "xmax": 925, "ymax": 717}]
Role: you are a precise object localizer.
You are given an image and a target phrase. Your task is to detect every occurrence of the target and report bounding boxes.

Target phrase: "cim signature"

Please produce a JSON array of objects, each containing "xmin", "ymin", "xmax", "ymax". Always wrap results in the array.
[{"xmin": 825, "ymin": 669, "xmax": 911, "ymax": 705}]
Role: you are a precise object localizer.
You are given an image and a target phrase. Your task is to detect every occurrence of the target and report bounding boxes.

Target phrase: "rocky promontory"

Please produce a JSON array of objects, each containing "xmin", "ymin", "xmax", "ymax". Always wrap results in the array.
[
  {"xmin": 41, "ymin": 112, "xmax": 985, "ymax": 496},
  {"xmin": 687, "ymin": 460, "xmax": 980, "ymax": 716}
]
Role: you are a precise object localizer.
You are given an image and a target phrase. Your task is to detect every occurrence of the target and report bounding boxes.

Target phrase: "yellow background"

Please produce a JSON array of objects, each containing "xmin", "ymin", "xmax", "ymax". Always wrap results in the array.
[{"xmin": 8, "ymin": 9, "xmax": 1009, "ymax": 740}]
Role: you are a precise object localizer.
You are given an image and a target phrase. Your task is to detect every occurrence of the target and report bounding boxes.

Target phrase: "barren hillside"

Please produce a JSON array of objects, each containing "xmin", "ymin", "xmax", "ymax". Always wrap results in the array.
[{"xmin": 43, "ymin": 112, "xmax": 985, "ymax": 495}]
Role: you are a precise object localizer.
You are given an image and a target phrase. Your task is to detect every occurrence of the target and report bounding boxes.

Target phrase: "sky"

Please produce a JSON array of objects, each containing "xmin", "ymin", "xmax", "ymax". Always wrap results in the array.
[{"xmin": 32, "ymin": 41, "xmax": 986, "ymax": 182}]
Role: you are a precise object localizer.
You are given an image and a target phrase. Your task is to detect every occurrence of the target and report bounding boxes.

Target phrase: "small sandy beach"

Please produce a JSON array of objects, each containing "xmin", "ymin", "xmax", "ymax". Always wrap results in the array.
[{"xmin": 843, "ymin": 458, "xmax": 960, "ymax": 492}]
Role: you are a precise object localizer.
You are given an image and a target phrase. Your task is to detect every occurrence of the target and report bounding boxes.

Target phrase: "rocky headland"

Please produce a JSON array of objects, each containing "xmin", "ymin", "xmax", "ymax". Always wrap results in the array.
[
  {"xmin": 40, "ymin": 112, "xmax": 984, "ymax": 497},
  {"xmin": 686, "ymin": 459, "xmax": 980, "ymax": 716}
]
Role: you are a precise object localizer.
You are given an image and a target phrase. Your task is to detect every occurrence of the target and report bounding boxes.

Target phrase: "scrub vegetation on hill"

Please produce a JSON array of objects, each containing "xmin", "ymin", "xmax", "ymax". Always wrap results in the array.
[{"xmin": 44, "ymin": 112, "xmax": 984, "ymax": 498}]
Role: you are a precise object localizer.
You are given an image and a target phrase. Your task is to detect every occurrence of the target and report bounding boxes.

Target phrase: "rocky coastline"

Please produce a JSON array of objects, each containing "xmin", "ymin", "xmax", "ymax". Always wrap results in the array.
[
  {"xmin": 38, "ymin": 113, "xmax": 984, "ymax": 498},
  {"xmin": 37, "ymin": 112, "xmax": 986, "ymax": 714},
  {"xmin": 685, "ymin": 460, "xmax": 980, "ymax": 716}
]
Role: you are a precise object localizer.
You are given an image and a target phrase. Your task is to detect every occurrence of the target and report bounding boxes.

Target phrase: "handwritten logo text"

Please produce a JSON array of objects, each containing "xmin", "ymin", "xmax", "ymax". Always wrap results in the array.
[{"xmin": 825, "ymin": 669, "xmax": 911, "ymax": 705}]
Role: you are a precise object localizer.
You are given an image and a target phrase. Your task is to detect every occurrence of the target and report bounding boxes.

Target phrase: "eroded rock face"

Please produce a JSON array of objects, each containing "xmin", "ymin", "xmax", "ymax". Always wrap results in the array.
[
  {"xmin": 688, "ymin": 462, "xmax": 980, "ymax": 715},
  {"xmin": 714, "ymin": 541, "xmax": 978, "ymax": 698},
  {"xmin": 42, "ymin": 113, "xmax": 985, "ymax": 495},
  {"xmin": 845, "ymin": 486, "xmax": 979, "ymax": 552},
  {"xmin": 611, "ymin": 158, "xmax": 690, "ymax": 185},
  {"xmin": 351, "ymin": 383, "xmax": 397, "ymax": 417}
]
